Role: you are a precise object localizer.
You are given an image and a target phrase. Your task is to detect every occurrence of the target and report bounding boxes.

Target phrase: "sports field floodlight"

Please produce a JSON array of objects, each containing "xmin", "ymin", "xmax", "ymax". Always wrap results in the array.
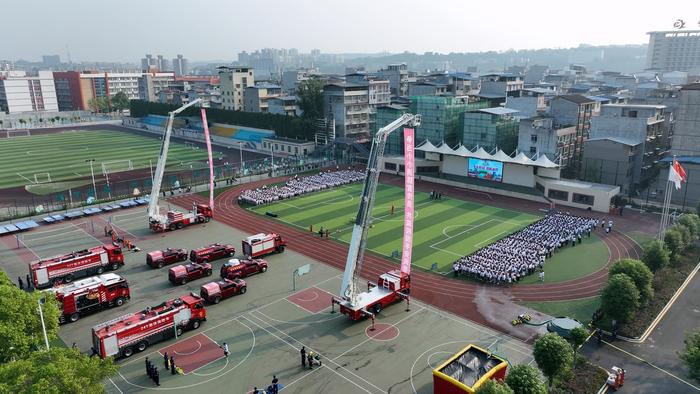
[{"xmin": 85, "ymin": 159, "xmax": 97, "ymax": 200}]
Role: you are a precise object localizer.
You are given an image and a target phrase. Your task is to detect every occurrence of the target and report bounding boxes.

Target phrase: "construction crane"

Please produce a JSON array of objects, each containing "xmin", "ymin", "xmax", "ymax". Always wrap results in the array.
[
  {"xmin": 147, "ymin": 99, "xmax": 213, "ymax": 232},
  {"xmin": 332, "ymin": 113, "xmax": 421, "ymax": 320}
]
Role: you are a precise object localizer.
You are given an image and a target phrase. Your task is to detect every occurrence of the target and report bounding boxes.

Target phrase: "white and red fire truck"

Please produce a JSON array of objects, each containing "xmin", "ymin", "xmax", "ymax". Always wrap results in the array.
[
  {"xmin": 332, "ymin": 270, "xmax": 410, "ymax": 320},
  {"xmin": 149, "ymin": 204, "xmax": 213, "ymax": 232},
  {"xmin": 242, "ymin": 233, "xmax": 286, "ymax": 258},
  {"xmin": 29, "ymin": 244, "xmax": 124, "ymax": 289},
  {"xmin": 51, "ymin": 273, "xmax": 130, "ymax": 324},
  {"xmin": 91, "ymin": 294, "xmax": 207, "ymax": 359}
]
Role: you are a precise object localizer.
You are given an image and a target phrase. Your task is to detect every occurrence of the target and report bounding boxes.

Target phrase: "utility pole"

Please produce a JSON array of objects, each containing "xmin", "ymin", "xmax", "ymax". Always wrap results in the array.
[
  {"xmin": 270, "ymin": 145, "xmax": 274, "ymax": 177},
  {"xmin": 38, "ymin": 298, "xmax": 50, "ymax": 351},
  {"xmin": 239, "ymin": 142, "xmax": 244, "ymax": 174},
  {"xmin": 86, "ymin": 159, "xmax": 97, "ymax": 199}
]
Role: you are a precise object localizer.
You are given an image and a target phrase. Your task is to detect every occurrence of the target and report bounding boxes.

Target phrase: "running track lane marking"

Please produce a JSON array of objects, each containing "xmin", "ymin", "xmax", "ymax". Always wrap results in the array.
[
  {"xmin": 243, "ymin": 313, "xmax": 383, "ymax": 393},
  {"xmin": 602, "ymin": 340, "xmax": 700, "ymax": 391},
  {"xmin": 108, "ymin": 378, "xmax": 124, "ymax": 394}
]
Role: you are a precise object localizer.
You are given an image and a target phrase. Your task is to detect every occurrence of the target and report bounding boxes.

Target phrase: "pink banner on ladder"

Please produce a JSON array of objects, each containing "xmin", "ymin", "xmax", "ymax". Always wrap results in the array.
[
  {"xmin": 400, "ymin": 128, "xmax": 415, "ymax": 275},
  {"xmin": 200, "ymin": 108, "xmax": 215, "ymax": 209}
]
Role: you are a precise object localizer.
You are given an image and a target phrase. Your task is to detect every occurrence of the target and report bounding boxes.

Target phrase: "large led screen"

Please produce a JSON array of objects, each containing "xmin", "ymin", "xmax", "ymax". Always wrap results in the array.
[{"xmin": 467, "ymin": 158, "xmax": 503, "ymax": 182}]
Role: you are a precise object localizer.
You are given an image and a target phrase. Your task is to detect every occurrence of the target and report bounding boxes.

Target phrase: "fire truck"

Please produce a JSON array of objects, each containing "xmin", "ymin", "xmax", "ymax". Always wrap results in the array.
[
  {"xmin": 242, "ymin": 233, "xmax": 286, "ymax": 258},
  {"xmin": 331, "ymin": 114, "xmax": 419, "ymax": 321},
  {"xmin": 149, "ymin": 204, "xmax": 213, "ymax": 232},
  {"xmin": 51, "ymin": 273, "xmax": 130, "ymax": 324},
  {"xmin": 190, "ymin": 243, "xmax": 236, "ymax": 264},
  {"xmin": 29, "ymin": 245, "xmax": 124, "ymax": 289},
  {"xmin": 91, "ymin": 294, "xmax": 206, "ymax": 359},
  {"xmin": 200, "ymin": 278, "xmax": 247, "ymax": 304},
  {"xmin": 146, "ymin": 248, "xmax": 188, "ymax": 268}
]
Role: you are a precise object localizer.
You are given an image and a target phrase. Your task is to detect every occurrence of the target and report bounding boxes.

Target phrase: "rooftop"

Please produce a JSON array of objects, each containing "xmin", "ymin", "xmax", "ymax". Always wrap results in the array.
[
  {"xmin": 537, "ymin": 176, "xmax": 620, "ymax": 192},
  {"xmin": 602, "ymin": 103, "xmax": 666, "ymax": 109},
  {"xmin": 586, "ymin": 136, "xmax": 642, "ymax": 147},
  {"xmin": 556, "ymin": 94, "xmax": 595, "ymax": 105},
  {"xmin": 682, "ymin": 83, "xmax": 700, "ymax": 91},
  {"xmin": 475, "ymin": 107, "xmax": 520, "ymax": 115}
]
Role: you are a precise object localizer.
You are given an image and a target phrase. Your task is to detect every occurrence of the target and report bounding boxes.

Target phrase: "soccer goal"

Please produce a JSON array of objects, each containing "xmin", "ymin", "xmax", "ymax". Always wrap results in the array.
[
  {"xmin": 34, "ymin": 172, "xmax": 52, "ymax": 183},
  {"xmin": 101, "ymin": 160, "xmax": 134, "ymax": 175},
  {"xmin": 185, "ymin": 142, "xmax": 199, "ymax": 150},
  {"xmin": 7, "ymin": 129, "xmax": 31, "ymax": 138}
]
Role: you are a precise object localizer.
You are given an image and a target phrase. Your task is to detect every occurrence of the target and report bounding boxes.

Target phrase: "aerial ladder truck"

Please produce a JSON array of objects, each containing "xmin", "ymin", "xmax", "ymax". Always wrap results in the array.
[
  {"xmin": 332, "ymin": 113, "xmax": 421, "ymax": 321},
  {"xmin": 147, "ymin": 99, "xmax": 214, "ymax": 232}
]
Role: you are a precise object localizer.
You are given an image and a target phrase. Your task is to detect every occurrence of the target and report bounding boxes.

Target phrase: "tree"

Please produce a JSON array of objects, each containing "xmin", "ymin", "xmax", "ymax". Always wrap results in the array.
[
  {"xmin": 665, "ymin": 228, "xmax": 685, "ymax": 262},
  {"xmin": 296, "ymin": 76, "xmax": 324, "ymax": 120},
  {"xmin": 674, "ymin": 224, "xmax": 693, "ymax": 249},
  {"xmin": 533, "ymin": 333, "xmax": 574, "ymax": 388},
  {"xmin": 504, "ymin": 364, "xmax": 547, "ymax": 394},
  {"xmin": 601, "ymin": 273, "xmax": 640, "ymax": 324},
  {"xmin": 696, "ymin": 200, "xmax": 700, "ymax": 217},
  {"xmin": 642, "ymin": 239, "xmax": 671, "ymax": 272},
  {"xmin": 0, "ymin": 272, "xmax": 60, "ymax": 363},
  {"xmin": 475, "ymin": 379, "xmax": 514, "ymax": 394},
  {"xmin": 569, "ymin": 326, "xmax": 589, "ymax": 368},
  {"xmin": 680, "ymin": 328, "xmax": 700, "ymax": 382},
  {"xmin": 111, "ymin": 92, "xmax": 130, "ymax": 112},
  {"xmin": 677, "ymin": 214, "xmax": 700, "ymax": 242},
  {"xmin": 0, "ymin": 347, "xmax": 118, "ymax": 394},
  {"xmin": 608, "ymin": 259, "xmax": 654, "ymax": 304},
  {"xmin": 88, "ymin": 97, "xmax": 101, "ymax": 113}
]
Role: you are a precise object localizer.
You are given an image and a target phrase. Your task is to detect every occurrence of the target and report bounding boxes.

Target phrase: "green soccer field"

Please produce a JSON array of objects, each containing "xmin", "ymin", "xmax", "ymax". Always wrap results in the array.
[
  {"xmin": 249, "ymin": 183, "xmax": 541, "ymax": 272},
  {"xmin": 0, "ymin": 129, "xmax": 210, "ymax": 189}
]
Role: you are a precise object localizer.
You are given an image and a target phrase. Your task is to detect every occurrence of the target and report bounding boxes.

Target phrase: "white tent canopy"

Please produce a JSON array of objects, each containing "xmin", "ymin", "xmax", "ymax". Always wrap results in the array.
[{"xmin": 415, "ymin": 139, "xmax": 559, "ymax": 169}]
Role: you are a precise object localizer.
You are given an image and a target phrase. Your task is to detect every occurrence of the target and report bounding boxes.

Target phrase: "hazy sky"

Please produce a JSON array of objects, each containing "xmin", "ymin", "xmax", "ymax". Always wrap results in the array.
[{"xmin": 4, "ymin": 0, "xmax": 700, "ymax": 62}]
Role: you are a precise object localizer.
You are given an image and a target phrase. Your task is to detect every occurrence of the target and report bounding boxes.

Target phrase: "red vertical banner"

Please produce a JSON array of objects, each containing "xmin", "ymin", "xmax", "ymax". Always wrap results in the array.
[
  {"xmin": 200, "ymin": 108, "xmax": 215, "ymax": 209},
  {"xmin": 400, "ymin": 128, "xmax": 415, "ymax": 275}
]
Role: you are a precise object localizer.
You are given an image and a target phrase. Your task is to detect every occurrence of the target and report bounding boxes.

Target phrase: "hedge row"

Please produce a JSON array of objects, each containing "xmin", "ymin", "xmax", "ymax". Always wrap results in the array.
[{"xmin": 129, "ymin": 100, "xmax": 316, "ymax": 140}]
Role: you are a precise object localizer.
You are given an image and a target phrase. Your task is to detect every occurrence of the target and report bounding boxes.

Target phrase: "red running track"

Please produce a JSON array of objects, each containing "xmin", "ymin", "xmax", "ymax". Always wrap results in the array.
[{"xmin": 171, "ymin": 177, "xmax": 642, "ymax": 332}]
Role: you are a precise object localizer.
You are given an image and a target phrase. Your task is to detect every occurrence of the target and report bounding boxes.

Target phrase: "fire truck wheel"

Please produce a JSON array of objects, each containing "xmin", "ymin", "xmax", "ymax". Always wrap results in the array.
[
  {"xmin": 169, "ymin": 224, "xmax": 176, "ymax": 231},
  {"xmin": 181, "ymin": 278, "xmax": 188, "ymax": 285},
  {"xmin": 373, "ymin": 304, "xmax": 382, "ymax": 314},
  {"xmin": 260, "ymin": 266, "xmax": 268, "ymax": 273},
  {"xmin": 176, "ymin": 223, "xmax": 184, "ymax": 229},
  {"xmin": 157, "ymin": 261, "xmax": 164, "ymax": 268},
  {"xmin": 206, "ymin": 270, "xmax": 212, "ymax": 276},
  {"xmin": 192, "ymin": 320, "xmax": 200, "ymax": 330},
  {"xmin": 123, "ymin": 347, "xmax": 134, "ymax": 358},
  {"xmin": 111, "ymin": 263, "xmax": 119, "ymax": 271},
  {"xmin": 115, "ymin": 297, "xmax": 126, "ymax": 307},
  {"xmin": 64, "ymin": 274, "xmax": 74, "ymax": 283},
  {"xmin": 229, "ymin": 251, "xmax": 235, "ymax": 257},
  {"xmin": 136, "ymin": 341, "xmax": 148, "ymax": 352},
  {"xmin": 204, "ymin": 216, "xmax": 211, "ymax": 222},
  {"xmin": 180, "ymin": 254, "xmax": 187, "ymax": 261},
  {"xmin": 202, "ymin": 259, "xmax": 209, "ymax": 265},
  {"xmin": 277, "ymin": 246, "xmax": 285, "ymax": 253},
  {"xmin": 239, "ymin": 286, "xmax": 247, "ymax": 295},
  {"xmin": 96, "ymin": 266, "xmax": 105, "ymax": 275},
  {"xmin": 176, "ymin": 327, "xmax": 183, "ymax": 337},
  {"xmin": 69, "ymin": 313, "xmax": 80, "ymax": 322},
  {"xmin": 213, "ymin": 296, "xmax": 221, "ymax": 304}
]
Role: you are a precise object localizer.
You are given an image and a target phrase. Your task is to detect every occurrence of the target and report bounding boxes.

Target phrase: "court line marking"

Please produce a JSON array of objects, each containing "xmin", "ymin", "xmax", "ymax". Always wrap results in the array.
[
  {"xmin": 108, "ymin": 378, "xmax": 124, "ymax": 394},
  {"xmin": 16, "ymin": 172, "xmax": 35, "ymax": 183},
  {"xmin": 70, "ymin": 221, "xmax": 103, "ymax": 244},
  {"xmin": 244, "ymin": 313, "xmax": 383, "ymax": 393},
  {"xmin": 430, "ymin": 219, "xmax": 495, "ymax": 247},
  {"xmin": 603, "ymin": 340, "xmax": 700, "ymax": 391}
]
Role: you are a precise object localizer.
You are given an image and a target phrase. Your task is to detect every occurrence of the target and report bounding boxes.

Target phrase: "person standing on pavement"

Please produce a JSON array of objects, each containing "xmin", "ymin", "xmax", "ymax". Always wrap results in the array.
[
  {"xmin": 17, "ymin": 276, "xmax": 23, "ymax": 290},
  {"xmin": 170, "ymin": 356, "xmax": 176, "ymax": 375},
  {"xmin": 164, "ymin": 352, "xmax": 169, "ymax": 369},
  {"xmin": 221, "ymin": 342, "xmax": 229, "ymax": 358},
  {"xmin": 300, "ymin": 346, "xmax": 306, "ymax": 368},
  {"xmin": 26, "ymin": 274, "xmax": 32, "ymax": 291}
]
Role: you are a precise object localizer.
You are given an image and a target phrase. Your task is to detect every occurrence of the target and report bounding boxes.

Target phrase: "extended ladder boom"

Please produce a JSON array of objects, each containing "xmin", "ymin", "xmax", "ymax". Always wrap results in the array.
[
  {"xmin": 340, "ymin": 113, "xmax": 421, "ymax": 304},
  {"xmin": 147, "ymin": 99, "xmax": 202, "ymax": 223}
]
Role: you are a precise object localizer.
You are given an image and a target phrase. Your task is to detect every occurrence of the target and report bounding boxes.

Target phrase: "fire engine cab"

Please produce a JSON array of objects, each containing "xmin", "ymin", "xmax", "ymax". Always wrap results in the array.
[
  {"xmin": 190, "ymin": 243, "xmax": 236, "ymax": 264},
  {"xmin": 92, "ymin": 294, "xmax": 206, "ymax": 359},
  {"xmin": 29, "ymin": 244, "xmax": 124, "ymax": 289},
  {"xmin": 51, "ymin": 273, "xmax": 130, "ymax": 324},
  {"xmin": 242, "ymin": 233, "xmax": 286, "ymax": 258}
]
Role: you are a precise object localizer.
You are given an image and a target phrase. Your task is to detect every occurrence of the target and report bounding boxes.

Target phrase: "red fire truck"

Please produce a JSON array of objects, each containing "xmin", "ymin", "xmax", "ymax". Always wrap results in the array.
[
  {"xmin": 200, "ymin": 278, "xmax": 247, "ymax": 304},
  {"xmin": 149, "ymin": 204, "xmax": 213, "ymax": 232},
  {"xmin": 91, "ymin": 294, "xmax": 206, "ymax": 359},
  {"xmin": 51, "ymin": 273, "xmax": 130, "ymax": 324},
  {"xmin": 242, "ymin": 233, "xmax": 286, "ymax": 258},
  {"xmin": 29, "ymin": 245, "xmax": 124, "ymax": 289},
  {"xmin": 169, "ymin": 263, "xmax": 213, "ymax": 285},
  {"xmin": 190, "ymin": 243, "xmax": 236, "ymax": 264},
  {"xmin": 220, "ymin": 258, "xmax": 268, "ymax": 280},
  {"xmin": 146, "ymin": 248, "xmax": 188, "ymax": 268},
  {"xmin": 332, "ymin": 270, "xmax": 410, "ymax": 320}
]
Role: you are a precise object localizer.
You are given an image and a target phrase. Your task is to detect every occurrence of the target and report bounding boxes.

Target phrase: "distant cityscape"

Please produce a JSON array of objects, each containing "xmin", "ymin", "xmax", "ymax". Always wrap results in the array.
[{"xmin": 1, "ymin": 29, "xmax": 700, "ymax": 209}]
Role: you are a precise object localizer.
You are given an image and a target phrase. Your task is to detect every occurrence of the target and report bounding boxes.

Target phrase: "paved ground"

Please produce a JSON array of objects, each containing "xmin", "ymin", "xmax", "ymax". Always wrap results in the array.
[
  {"xmin": 0, "ymin": 209, "xmax": 533, "ymax": 394},
  {"xmin": 582, "ymin": 269, "xmax": 700, "ymax": 393}
]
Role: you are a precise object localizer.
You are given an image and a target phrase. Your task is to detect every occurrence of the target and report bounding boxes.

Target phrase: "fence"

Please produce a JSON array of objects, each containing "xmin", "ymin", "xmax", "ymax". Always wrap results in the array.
[{"xmin": 0, "ymin": 154, "xmax": 353, "ymax": 222}]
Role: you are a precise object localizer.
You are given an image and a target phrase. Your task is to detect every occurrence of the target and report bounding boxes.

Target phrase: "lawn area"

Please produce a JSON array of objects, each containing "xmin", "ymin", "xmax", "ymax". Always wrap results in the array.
[
  {"xmin": 520, "ymin": 296, "xmax": 601, "ymax": 324},
  {"xmin": 0, "ymin": 129, "xmax": 212, "ymax": 189},
  {"xmin": 626, "ymin": 230, "xmax": 654, "ymax": 248},
  {"xmin": 249, "ymin": 183, "xmax": 540, "ymax": 272},
  {"xmin": 517, "ymin": 235, "xmax": 608, "ymax": 284}
]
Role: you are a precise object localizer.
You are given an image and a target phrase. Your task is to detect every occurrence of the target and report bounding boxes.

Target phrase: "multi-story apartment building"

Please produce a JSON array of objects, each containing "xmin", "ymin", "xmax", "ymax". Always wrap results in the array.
[
  {"xmin": 138, "ymin": 73, "xmax": 176, "ymax": 101},
  {"xmin": 323, "ymin": 82, "xmax": 370, "ymax": 141},
  {"xmin": 218, "ymin": 66, "xmax": 254, "ymax": 111},
  {"xmin": 243, "ymin": 83, "xmax": 281, "ymax": 113},
  {"xmin": 141, "ymin": 54, "xmax": 169, "ymax": 72},
  {"xmin": 665, "ymin": 83, "xmax": 700, "ymax": 206},
  {"xmin": 462, "ymin": 107, "xmax": 520, "ymax": 153},
  {"xmin": 268, "ymin": 96, "xmax": 299, "ymax": 116},
  {"xmin": 517, "ymin": 117, "xmax": 577, "ymax": 165},
  {"xmin": 479, "ymin": 73, "xmax": 524, "ymax": 98},
  {"xmin": 647, "ymin": 30, "xmax": 700, "ymax": 72},
  {"xmin": 172, "ymin": 55, "xmax": 189, "ymax": 77},
  {"xmin": 549, "ymin": 94, "xmax": 595, "ymax": 170},
  {"xmin": 584, "ymin": 104, "xmax": 670, "ymax": 194},
  {"xmin": 0, "ymin": 71, "xmax": 58, "ymax": 113},
  {"xmin": 377, "ymin": 64, "xmax": 410, "ymax": 96},
  {"xmin": 505, "ymin": 89, "xmax": 548, "ymax": 118}
]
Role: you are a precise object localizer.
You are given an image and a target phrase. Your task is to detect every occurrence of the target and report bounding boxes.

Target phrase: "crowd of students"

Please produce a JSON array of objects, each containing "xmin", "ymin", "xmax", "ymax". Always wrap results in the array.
[
  {"xmin": 453, "ymin": 212, "xmax": 599, "ymax": 284},
  {"xmin": 238, "ymin": 169, "xmax": 364, "ymax": 206}
]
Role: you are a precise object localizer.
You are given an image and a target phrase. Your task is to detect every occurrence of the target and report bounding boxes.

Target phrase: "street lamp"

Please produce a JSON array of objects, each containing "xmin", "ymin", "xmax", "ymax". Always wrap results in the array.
[
  {"xmin": 85, "ymin": 159, "xmax": 97, "ymax": 200},
  {"xmin": 239, "ymin": 142, "xmax": 244, "ymax": 173},
  {"xmin": 37, "ymin": 298, "xmax": 50, "ymax": 351}
]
